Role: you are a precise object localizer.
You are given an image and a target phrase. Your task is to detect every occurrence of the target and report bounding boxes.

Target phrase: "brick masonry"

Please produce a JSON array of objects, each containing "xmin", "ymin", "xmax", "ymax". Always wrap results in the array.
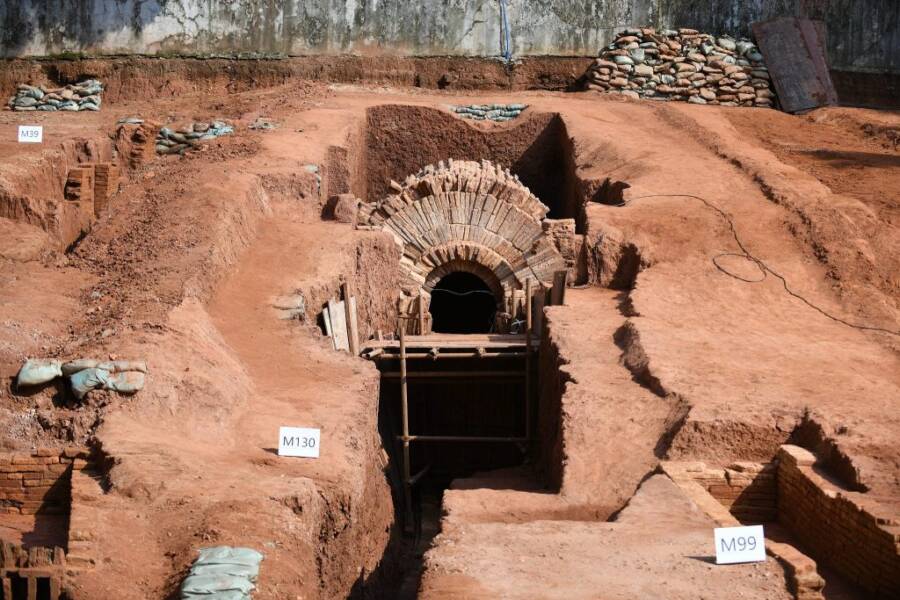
[
  {"xmin": 92, "ymin": 162, "xmax": 121, "ymax": 217},
  {"xmin": 66, "ymin": 466, "xmax": 103, "ymax": 571},
  {"xmin": 0, "ymin": 448, "xmax": 88, "ymax": 517},
  {"xmin": 0, "ymin": 447, "xmax": 99, "ymax": 578},
  {"xmin": 777, "ymin": 445, "xmax": 900, "ymax": 599},
  {"xmin": 661, "ymin": 460, "xmax": 826, "ymax": 600},
  {"xmin": 675, "ymin": 461, "xmax": 779, "ymax": 524}
]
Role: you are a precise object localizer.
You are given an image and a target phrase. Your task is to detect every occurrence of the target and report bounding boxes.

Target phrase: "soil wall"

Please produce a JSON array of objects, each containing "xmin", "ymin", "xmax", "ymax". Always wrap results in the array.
[
  {"xmin": 0, "ymin": 136, "xmax": 114, "ymax": 249},
  {"xmin": 363, "ymin": 105, "xmax": 574, "ymax": 217}
]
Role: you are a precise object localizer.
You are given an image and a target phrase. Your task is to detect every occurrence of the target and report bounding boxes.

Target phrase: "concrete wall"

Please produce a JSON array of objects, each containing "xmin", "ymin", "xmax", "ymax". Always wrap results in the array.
[{"xmin": 1, "ymin": 1, "xmax": 897, "ymax": 72}]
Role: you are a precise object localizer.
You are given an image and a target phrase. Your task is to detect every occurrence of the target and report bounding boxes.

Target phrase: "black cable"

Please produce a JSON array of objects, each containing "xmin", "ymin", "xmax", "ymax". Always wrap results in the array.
[
  {"xmin": 611, "ymin": 193, "xmax": 900, "ymax": 337},
  {"xmin": 430, "ymin": 288, "xmax": 497, "ymax": 297}
]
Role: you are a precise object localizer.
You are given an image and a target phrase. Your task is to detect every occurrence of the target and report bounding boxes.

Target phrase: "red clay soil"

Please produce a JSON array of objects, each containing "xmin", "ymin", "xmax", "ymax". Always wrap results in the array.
[
  {"xmin": 0, "ymin": 73, "xmax": 897, "ymax": 599},
  {"xmin": 423, "ymin": 475, "xmax": 791, "ymax": 600}
]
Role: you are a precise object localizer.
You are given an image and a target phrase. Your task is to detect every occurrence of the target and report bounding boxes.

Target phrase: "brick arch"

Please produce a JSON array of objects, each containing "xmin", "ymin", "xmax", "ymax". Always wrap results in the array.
[
  {"xmin": 424, "ymin": 259, "xmax": 506, "ymax": 303},
  {"xmin": 358, "ymin": 159, "xmax": 567, "ymax": 328}
]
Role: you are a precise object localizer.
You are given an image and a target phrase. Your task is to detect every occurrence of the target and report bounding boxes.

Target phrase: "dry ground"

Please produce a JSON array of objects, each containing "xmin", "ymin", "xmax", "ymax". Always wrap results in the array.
[{"xmin": 0, "ymin": 76, "xmax": 897, "ymax": 599}]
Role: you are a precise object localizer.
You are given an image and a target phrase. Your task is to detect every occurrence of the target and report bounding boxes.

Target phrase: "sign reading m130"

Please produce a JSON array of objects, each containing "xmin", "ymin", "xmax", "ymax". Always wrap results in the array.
[
  {"xmin": 714, "ymin": 525, "xmax": 766, "ymax": 564},
  {"xmin": 278, "ymin": 427, "xmax": 320, "ymax": 458}
]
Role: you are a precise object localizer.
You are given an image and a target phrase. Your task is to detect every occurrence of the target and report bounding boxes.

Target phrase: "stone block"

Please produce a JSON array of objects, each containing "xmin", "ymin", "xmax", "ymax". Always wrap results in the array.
[{"xmin": 326, "ymin": 193, "xmax": 360, "ymax": 224}]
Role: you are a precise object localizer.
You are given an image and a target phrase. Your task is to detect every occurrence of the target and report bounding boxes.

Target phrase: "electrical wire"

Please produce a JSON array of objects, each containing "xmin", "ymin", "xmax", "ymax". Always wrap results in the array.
[
  {"xmin": 430, "ymin": 288, "xmax": 497, "ymax": 297},
  {"xmin": 612, "ymin": 193, "xmax": 900, "ymax": 337}
]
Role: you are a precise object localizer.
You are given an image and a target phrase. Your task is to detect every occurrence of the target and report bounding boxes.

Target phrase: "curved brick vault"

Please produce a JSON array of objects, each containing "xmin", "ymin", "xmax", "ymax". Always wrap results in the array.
[{"xmin": 358, "ymin": 159, "xmax": 568, "ymax": 327}]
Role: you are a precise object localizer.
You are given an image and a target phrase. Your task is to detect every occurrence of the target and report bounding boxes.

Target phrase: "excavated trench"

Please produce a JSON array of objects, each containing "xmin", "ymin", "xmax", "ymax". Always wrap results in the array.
[{"xmin": 336, "ymin": 103, "xmax": 851, "ymax": 598}]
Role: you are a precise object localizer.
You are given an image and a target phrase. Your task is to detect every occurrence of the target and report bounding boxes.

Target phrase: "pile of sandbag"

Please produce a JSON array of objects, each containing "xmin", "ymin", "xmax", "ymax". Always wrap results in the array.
[
  {"xmin": 450, "ymin": 103, "xmax": 528, "ymax": 121},
  {"xmin": 156, "ymin": 121, "xmax": 234, "ymax": 155},
  {"xmin": 181, "ymin": 547, "xmax": 264, "ymax": 600},
  {"xmin": 16, "ymin": 358, "xmax": 146, "ymax": 400},
  {"xmin": 7, "ymin": 80, "xmax": 103, "ymax": 112},
  {"xmin": 583, "ymin": 28, "xmax": 776, "ymax": 107}
]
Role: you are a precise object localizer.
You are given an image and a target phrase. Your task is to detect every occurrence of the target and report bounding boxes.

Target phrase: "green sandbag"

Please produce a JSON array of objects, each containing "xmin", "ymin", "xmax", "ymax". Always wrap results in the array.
[
  {"xmin": 195, "ymin": 547, "xmax": 263, "ymax": 567},
  {"xmin": 182, "ymin": 592, "xmax": 248, "ymax": 600},
  {"xmin": 105, "ymin": 371, "xmax": 145, "ymax": 394},
  {"xmin": 62, "ymin": 359, "xmax": 100, "ymax": 375},
  {"xmin": 16, "ymin": 359, "xmax": 62, "ymax": 386},
  {"xmin": 180, "ymin": 574, "xmax": 254, "ymax": 595},
  {"xmin": 69, "ymin": 368, "xmax": 110, "ymax": 399},
  {"xmin": 190, "ymin": 562, "xmax": 259, "ymax": 582}
]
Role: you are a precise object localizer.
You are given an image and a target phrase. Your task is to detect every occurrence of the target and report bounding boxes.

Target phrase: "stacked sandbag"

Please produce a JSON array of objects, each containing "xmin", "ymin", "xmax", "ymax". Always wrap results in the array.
[
  {"xmin": 451, "ymin": 104, "xmax": 528, "ymax": 121},
  {"xmin": 181, "ymin": 547, "xmax": 263, "ymax": 600},
  {"xmin": 583, "ymin": 28, "xmax": 775, "ymax": 108},
  {"xmin": 16, "ymin": 358, "xmax": 146, "ymax": 400},
  {"xmin": 156, "ymin": 120, "xmax": 234, "ymax": 155},
  {"xmin": 7, "ymin": 80, "xmax": 103, "ymax": 112}
]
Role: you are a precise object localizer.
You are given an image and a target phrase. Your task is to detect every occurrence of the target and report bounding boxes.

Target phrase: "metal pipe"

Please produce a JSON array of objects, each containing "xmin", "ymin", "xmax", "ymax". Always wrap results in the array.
[
  {"xmin": 407, "ymin": 463, "xmax": 432, "ymax": 486},
  {"xmin": 525, "ymin": 278, "xmax": 532, "ymax": 443},
  {"xmin": 399, "ymin": 326, "xmax": 413, "ymax": 531},
  {"xmin": 399, "ymin": 435, "xmax": 529, "ymax": 443}
]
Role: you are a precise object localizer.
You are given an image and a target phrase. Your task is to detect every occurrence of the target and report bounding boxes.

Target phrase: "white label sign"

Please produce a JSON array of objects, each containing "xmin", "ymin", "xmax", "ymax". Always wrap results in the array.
[
  {"xmin": 17, "ymin": 125, "xmax": 43, "ymax": 143},
  {"xmin": 714, "ymin": 525, "xmax": 766, "ymax": 564},
  {"xmin": 278, "ymin": 426, "xmax": 320, "ymax": 458}
]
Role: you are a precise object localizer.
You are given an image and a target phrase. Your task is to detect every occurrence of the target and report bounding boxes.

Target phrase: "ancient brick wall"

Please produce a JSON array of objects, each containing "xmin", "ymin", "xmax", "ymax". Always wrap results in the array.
[
  {"xmin": 0, "ymin": 448, "xmax": 88, "ymax": 516},
  {"xmin": 777, "ymin": 445, "xmax": 900, "ymax": 599},
  {"xmin": 66, "ymin": 467, "xmax": 103, "ymax": 571},
  {"xmin": 662, "ymin": 461, "xmax": 778, "ymax": 523}
]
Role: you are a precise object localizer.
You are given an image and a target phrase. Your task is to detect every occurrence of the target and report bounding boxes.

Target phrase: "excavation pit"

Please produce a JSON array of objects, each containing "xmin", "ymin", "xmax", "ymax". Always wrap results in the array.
[
  {"xmin": 361, "ymin": 105, "xmax": 581, "ymax": 229},
  {"xmin": 368, "ymin": 334, "xmax": 539, "ymax": 510}
]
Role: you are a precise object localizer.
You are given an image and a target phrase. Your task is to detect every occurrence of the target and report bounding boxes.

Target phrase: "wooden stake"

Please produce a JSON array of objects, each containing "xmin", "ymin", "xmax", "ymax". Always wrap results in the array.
[
  {"xmin": 341, "ymin": 282, "xmax": 360, "ymax": 356},
  {"xmin": 418, "ymin": 293, "xmax": 426, "ymax": 335},
  {"xmin": 551, "ymin": 270, "xmax": 568, "ymax": 305}
]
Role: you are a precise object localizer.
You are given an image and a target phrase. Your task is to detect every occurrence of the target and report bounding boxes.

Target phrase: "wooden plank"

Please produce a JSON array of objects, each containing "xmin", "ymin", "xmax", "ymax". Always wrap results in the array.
[
  {"xmin": 323, "ymin": 305, "xmax": 334, "ymax": 348},
  {"xmin": 417, "ymin": 294, "xmax": 426, "ymax": 335},
  {"xmin": 350, "ymin": 297, "xmax": 359, "ymax": 354},
  {"xmin": 341, "ymin": 282, "xmax": 359, "ymax": 356},
  {"xmin": 327, "ymin": 299, "xmax": 350, "ymax": 352},
  {"xmin": 363, "ymin": 334, "xmax": 530, "ymax": 350},
  {"xmin": 550, "ymin": 270, "xmax": 567, "ymax": 305},
  {"xmin": 752, "ymin": 17, "xmax": 837, "ymax": 113},
  {"xmin": 533, "ymin": 286, "xmax": 545, "ymax": 336}
]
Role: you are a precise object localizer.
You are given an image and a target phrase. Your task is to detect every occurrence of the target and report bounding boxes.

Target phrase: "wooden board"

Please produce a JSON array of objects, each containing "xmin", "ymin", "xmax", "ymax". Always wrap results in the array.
[
  {"xmin": 550, "ymin": 271, "xmax": 567, "ymax": 306},
  {"xmin": 327, "ymin": 299, "xmax": 350, "ymax": 351},
  {"xmin": 533, "ymin": 287, "xmax": 545, "ymax": 336},
  {"xmin": 752, "ymin": 17, "xmax": 837, "ymax": 113},
  {"xmin": 349, "ymin": 297, "xmax": 359, "ymax": 353},
  {"xmin": 364, "ymin": 334, "xmax": 532, "ymax": 350}
]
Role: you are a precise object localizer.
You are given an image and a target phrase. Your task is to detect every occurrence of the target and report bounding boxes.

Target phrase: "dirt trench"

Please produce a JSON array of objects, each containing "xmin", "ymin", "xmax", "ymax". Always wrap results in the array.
[{"xmin": 0, "ymin": 77, "xmax": 897, "ymax": 599}]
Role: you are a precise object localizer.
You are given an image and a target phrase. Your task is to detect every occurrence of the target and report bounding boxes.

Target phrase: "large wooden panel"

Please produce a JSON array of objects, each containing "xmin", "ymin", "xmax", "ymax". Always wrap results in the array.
[{"xmin": 752, "ymin": 17, "xmax": 838, "ymax": 113}]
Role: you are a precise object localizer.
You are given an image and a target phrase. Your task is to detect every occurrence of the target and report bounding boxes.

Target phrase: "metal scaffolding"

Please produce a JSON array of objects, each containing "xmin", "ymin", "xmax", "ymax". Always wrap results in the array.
[{"xmin": 367, "ymin": 325, "xmax": 537, "ymax": 533}]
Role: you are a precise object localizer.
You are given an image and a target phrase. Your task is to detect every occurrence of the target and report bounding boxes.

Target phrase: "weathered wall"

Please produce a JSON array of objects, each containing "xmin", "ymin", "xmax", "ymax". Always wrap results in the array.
[{"xmin": 1, "ymin": 1, "xmax": 896, "ymax": 72}]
